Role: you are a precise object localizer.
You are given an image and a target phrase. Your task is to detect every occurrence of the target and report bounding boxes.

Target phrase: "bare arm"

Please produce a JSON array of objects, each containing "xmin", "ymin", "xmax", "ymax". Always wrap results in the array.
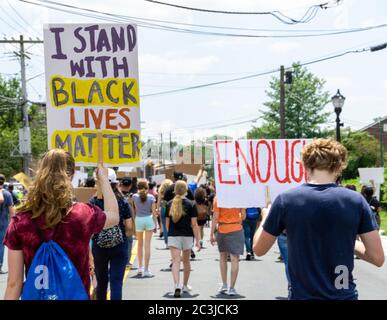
[
  {"xmin": 194, "ymin": 165, "xmax": 205, "ymax": 184},
  {"xmin": 97, "ymin": 165, "xmax": 119, "ymax": 229},
  {"xmin": 166, "ymin": 216, "xmax": 170, "ymax": 233},
  {"xmin": 191, "ymin": 217, "xmax": 201, "ymax": 250},
  {"xmin": 4, "ymin": 249, "xmax": 24, "ymax": 300},
  {"xmin": 9, "ymin": 206, "xmax": 15, "ymax": 217},
  {"xmin": 0, "ymin": 190, "xmax": 4, "ymax": 204},
  {"xmin": 241, "ymin": 209, "xmax": 246, "ymax": 221},
  {"xmin": 152, "ymin": 202, "xmax": 157, "ymax": 232},
  {"xmin": 355, "ymin": 230, "xmax": 385, "ymax": 267},
  {"xmin": 253, "ymin": 207, "xmax": 277, "ymax": 257},
  {"xmin": 210, "ymin": 211, "xmax": 219, "ymax": 245}
]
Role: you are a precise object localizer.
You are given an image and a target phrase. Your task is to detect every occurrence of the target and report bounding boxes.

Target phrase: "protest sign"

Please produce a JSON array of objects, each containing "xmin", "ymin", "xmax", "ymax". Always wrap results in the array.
[
  {"xmin": 359, "ymin": 167, "xmax": 385, "ymax": 200},
  {"xmin": 73, "ymin": 187, "xmax": 97, "ymax": 203},
  {"xmin": 151, "ymin": 174, "xmax": 166, "ymax": 185},
  {"xmin": 44, "ymin": 24, "xmax": 141, "ymax": 166},
  {"xmin": 186, "ymin": 174, "xmax": 206, "ymax": 186},
  {"xmin": 214, "ymin": 139, "xmax": 311, "ymax": 208},
  {"xmin": 71, "ymin": 171, "xmax": 88, "ymax": 188},
  {"xmin": 13, "ymin": 172, "xmax": 32, "ymax": 189},
  {"xmin": 358, "ymin": 167, "xmax": 385, "ymax": 185}
]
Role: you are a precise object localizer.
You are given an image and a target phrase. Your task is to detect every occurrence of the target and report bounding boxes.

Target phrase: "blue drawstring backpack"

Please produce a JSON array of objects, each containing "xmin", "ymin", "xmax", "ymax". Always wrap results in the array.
[{"xmin": 21, "ymin": 239, "xmax": 88, "ymax": 300}]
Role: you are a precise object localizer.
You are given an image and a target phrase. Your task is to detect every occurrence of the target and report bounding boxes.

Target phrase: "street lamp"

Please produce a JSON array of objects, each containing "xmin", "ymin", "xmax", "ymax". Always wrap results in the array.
[{"xmin": 331, "ymin": 89, "xmax": 345, "ymax": 142}]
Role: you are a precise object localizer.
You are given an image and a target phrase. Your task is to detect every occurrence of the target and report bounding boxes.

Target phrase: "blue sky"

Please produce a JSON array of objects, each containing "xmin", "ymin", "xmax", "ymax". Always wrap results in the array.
[{"xmin": 0, "ymin": 0, "xmax": 386, "ymax": 145}]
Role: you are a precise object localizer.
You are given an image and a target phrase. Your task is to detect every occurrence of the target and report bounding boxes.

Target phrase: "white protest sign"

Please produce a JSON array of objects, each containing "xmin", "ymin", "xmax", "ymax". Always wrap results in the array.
[
  {"xmin": 358, "ymin": 167, "xmax": 385, "ymax": 184},
  {"xmin": 358, "ymin": 167, "xmax": 385, "ymax": 200},
  {"xmin": 186, "ymin": 174, "xmax": 206, "ymax": 186},
  {"xmin": 44, "ymin": 24, "xmax": 141, "ymax": 166},
  {"xmin": 71, "ymin": 170, "xmax": 88, "ymax": 188},
  {"xmin": 151, "ymin": 174, "xmax": 166, "ymax": 185},
  {"xmin": 214, "ymin": 139, "xmax": 311, "ymax": 208}
]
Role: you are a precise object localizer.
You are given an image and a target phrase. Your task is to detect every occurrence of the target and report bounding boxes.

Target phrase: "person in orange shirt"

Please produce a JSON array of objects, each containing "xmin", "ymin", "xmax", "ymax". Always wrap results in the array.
[{"xmin": 210, "ymin": 197, "xmax": 245, "ymax": 296}]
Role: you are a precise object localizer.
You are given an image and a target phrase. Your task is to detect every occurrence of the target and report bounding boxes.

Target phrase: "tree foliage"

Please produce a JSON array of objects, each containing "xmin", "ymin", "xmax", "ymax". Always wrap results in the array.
[
  {"xmin": 341, "ymin": 130, "xmax": 379, "ymax": 179},
  {"xmin": 0, "ymin": 76, "xmax": 47, "ymax": 178},
  {"xmin": 247, "ymin": 63, "xmax": 331, "ymax": 139}
]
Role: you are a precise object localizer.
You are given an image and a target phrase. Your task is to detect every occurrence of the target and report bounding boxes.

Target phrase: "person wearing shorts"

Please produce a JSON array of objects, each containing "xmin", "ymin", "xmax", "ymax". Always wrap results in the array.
[
  {"xmin": 132, "ymin": 179, "xmax": 157, "ymax": 278},
  {"xmin": 210, "ymin": 197, "xmax": 245, "ymax": 296},
  {"xmin": 166, "ymin": 181, "xmax": 200, "ymax": 298}
]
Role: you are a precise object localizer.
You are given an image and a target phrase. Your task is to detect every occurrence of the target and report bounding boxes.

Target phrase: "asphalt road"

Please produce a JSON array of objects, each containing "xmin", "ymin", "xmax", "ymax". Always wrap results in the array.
[
  {"xmin": 0, "ymin": 226, "xmax": 386, "ymax": 300},
  {"xmin": 122, "ymin": 227, "xmax": 387, "ymax": 300}
]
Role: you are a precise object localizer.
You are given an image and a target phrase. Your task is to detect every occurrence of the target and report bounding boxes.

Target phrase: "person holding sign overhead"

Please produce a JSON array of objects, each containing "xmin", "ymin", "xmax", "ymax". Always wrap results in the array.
[{"xmin": 253, "ymin": 138, "xmax": 384, "ymax": 300}]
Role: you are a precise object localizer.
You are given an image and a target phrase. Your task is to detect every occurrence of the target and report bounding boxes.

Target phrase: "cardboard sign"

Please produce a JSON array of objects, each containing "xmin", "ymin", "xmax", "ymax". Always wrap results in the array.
[
  {"xmin": 13, "ymin": 172, "xmax": 32, "ymax": 189},
  {"xmin": 214, "ymin": 139, "xmax": 311, "ymax": 208},
  {"xmin": 44, "ymin": 24, "xmax": 141, "ymax": 166},
  {"xmin": 73, "ymin": 187, "xmax": 97, "ymax": 203}
]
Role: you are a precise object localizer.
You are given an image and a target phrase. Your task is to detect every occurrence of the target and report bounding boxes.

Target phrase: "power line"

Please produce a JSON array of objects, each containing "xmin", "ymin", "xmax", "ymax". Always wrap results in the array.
[
  {"xmin": 7, "ymin": 0, "xmax": 42, "ymax": 37},
  {"xmin": 140, "ymin": 42, "xmax": 385, "ymax": 98},
  {"xmin": 144, "ymin": 0, "xmax": 336, "ymax": 25},
  {"xmin": 17, "ymin": 0, "xmax": 387, "ymax": 39}
]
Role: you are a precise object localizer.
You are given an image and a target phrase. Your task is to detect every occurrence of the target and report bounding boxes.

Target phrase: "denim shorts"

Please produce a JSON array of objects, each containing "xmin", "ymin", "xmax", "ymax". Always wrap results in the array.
[{"xmin": 135, "ymin": 215, "xmax": 155, "ymax": 232}]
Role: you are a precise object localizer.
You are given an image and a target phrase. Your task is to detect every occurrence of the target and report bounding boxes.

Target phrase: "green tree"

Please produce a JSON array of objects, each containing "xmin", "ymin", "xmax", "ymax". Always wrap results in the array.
[
  {"xmin": 247, "ymin": 63, "xmax": 330, "ymax": 139},
  {"xmin": 0, "ymin": 76, "xmax": 47, "ymax": 178},
  {"xmin": 341, "ymin": 130, "xmax": 379, "ymax": 179}
]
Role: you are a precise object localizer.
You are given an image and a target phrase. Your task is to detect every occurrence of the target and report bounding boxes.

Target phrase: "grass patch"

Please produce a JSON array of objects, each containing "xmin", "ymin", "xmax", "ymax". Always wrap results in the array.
[{"xmin": 380, "ymin": 210, "xmax": 387, "ymax": 236}]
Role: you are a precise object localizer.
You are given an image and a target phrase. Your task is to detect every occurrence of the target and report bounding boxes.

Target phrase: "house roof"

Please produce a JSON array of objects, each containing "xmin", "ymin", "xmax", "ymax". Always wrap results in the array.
[{"xmin": 359, "ymin": 115, "xmax": 387, "ymax": 131}]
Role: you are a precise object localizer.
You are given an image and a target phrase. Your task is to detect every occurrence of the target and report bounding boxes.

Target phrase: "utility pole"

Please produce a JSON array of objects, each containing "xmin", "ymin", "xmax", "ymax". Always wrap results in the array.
[
  {"xmin": 0, "ymin": 36, "xmax": 43, "ymax": 176},
  {"xmin": 160, "ymin": 132, "xmax": 163, "ymax": 167},
  {"xmin": 379, "ymin": 118, "xmax": 384, "ymax": 167},
  {"xmin": 19, "ymin": 35, "xmax": 30, "ymax": 175},
  {"xmin": 169, "ymin": 131, "xmax": 172, "ymax": 161},
  {"xmin": 279, "ymin": 65, "xmax": 286, "ymax": 139}
]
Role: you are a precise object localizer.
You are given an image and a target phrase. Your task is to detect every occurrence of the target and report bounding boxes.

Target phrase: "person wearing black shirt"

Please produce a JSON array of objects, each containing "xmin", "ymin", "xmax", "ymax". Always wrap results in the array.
[
  {"xmin": 163, "ymin": 172, "xmax": 194, "ymax": 202},
  {"xmin": 362, "ymin": 186, "xmax": 382, "ymax": 228},
  {"xmin": 166, "ymin": 181, "xmax": 200, "ymax": 298}
]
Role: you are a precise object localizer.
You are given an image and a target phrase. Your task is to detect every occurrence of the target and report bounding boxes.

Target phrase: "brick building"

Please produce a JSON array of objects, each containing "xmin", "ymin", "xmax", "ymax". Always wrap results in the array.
[{"xmin": 359, "ymin": 116, "xmax": 387, "ymax": 152}]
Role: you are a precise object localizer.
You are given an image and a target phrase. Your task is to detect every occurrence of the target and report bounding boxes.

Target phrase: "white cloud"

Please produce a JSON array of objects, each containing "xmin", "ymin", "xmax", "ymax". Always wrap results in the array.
[
  {"xmin": 269, "ymin": 41, "xmax": 301, "ymax": 54},
  {"xmin": 139, "ymin": 53, "xmax": 218, "ymax": 74},
  {"xmin": 383, "ymin": 80, "xmax": 387, "ymax": 90}
]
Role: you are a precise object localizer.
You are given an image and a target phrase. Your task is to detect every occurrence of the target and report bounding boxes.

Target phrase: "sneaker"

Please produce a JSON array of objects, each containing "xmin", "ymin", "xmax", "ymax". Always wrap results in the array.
[
  {"xmin": 137, "ymin": 267, "xmax": 144, "ymax": 276},
  {"xmin": 174, "ymin": 284, "xmax": 182, "ymax": 298},
  {"xmin": 143, "ymin": 270, "xmax": 153, "ymax": 278},
  {"xmin": 217, "ymin": 284, "xmax": 228, "ymax": 295},
  {"xmin": 182, "ymin": 285, "xmax": 192, "ymax": 293},
  {"xmin": 246, "ymin": 253, "xmax": 251, "ymax": 261},
  {"xmin": 0, "ymin": 270, "xmax": 7, "ymax": 275},
  {"xmin": 227, "ymin": 287, "xmax": 238, "ymax": 296}
]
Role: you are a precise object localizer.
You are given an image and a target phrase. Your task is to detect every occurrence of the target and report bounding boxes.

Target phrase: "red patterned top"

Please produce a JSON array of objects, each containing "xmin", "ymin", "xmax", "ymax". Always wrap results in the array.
[{"xmin": 4, "ymin": 203, "xmax": 106, "ymax": 298}]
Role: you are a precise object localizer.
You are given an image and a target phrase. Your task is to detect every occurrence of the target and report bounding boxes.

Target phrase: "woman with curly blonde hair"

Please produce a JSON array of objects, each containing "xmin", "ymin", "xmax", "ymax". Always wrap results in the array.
[{"xmin": 3, "ymin": 149, "xmax": 119, "ymax": 300}]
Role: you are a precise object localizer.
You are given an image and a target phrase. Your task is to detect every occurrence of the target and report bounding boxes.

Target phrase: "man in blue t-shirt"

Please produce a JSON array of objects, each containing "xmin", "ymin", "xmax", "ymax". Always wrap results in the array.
[
  {"xmin": 253, "ymin": 139, "xmax": 384, "ymax": 300},
  {"xmin": 0, "ymin": 174, "xmax": 15, "ymax": 274}
]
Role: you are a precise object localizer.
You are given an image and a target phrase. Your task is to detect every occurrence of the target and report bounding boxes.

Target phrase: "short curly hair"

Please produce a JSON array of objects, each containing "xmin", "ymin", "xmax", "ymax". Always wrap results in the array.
[{"xmin": 301, "ymin": 138, "xmax": 348, "ymax": 174}]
